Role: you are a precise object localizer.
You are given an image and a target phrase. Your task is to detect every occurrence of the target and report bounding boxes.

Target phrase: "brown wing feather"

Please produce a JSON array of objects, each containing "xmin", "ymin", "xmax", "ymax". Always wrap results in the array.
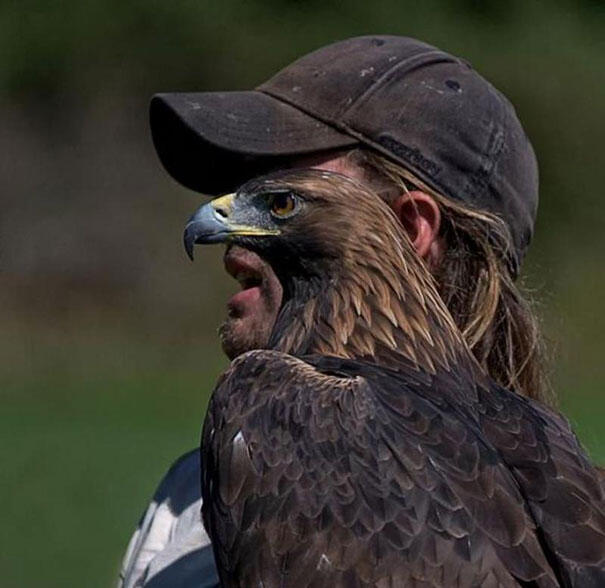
[
  {"xmin": 473, "ymin": 384, "xmax": 605, "ymax": 587},
  {"xmin": 201, "ymin": 350, "xmax": 560, "ymax": 587}
]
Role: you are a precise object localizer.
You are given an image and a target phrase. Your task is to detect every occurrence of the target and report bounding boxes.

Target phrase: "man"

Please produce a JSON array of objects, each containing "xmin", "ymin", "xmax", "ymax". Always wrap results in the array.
[{"xmin": 119, "ymin": 35, "xmax": 543, "ymax": 587}]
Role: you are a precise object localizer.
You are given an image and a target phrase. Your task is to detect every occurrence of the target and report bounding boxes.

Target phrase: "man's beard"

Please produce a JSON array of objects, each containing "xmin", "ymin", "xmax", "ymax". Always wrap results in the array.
[{"xmin": 219, "ymin": 316, "xmax": 274, "ymax": 360}]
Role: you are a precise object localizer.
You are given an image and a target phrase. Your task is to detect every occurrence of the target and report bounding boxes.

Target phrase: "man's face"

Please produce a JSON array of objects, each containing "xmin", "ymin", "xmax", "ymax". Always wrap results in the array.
[{"xmin": 219, "ymin": 153, "xmax": 366, "ymax": 359}]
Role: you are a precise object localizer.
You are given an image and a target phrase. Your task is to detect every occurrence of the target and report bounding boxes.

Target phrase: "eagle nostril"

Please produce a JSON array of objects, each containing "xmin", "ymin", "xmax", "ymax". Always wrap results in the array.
[{"xmin": 215, "ymin": 206, "xmax": 229, "ymax": 219}]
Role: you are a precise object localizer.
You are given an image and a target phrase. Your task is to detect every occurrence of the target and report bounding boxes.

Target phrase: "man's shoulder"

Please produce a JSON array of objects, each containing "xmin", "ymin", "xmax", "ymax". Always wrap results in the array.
[
  {"xmin": 119, "ymin": 449, "xmax": 218, "ymax": 588},
  {"xmin": 167, "ymin": 447, "xmax": 200, "ymax": 474},
  {"xmin": 152, "ymin": 449, "xmax": 201, "ymax": 513}
]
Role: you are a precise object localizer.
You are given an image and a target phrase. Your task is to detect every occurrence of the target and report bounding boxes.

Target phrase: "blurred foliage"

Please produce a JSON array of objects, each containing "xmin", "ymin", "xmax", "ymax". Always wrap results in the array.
[{"xmin": 1, "ymin": 1, "xmax": 604, "ymax": 586}]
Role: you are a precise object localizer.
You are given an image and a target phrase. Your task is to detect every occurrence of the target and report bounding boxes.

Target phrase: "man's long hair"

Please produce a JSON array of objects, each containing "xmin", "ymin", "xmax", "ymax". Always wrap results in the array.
[{"xmin": 348, "ymin": 149, "xmax": 550, "ymax": 404}]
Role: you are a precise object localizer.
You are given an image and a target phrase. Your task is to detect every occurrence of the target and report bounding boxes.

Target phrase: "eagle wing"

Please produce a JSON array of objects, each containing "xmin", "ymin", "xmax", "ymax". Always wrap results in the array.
[
  {"xmin": 474, "ymin": 383, "xmax": 605, "ymax": 587},
  {"xmin": 201, "ymin": 350, "xmax": 559, "ymax": 588}
]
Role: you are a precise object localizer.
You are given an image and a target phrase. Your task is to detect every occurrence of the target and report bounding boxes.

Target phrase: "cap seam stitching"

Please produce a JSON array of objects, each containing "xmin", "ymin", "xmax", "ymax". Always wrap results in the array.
[
  {"xmin": 257, "ymin": 87, "xmax": 359, "ymax": 142},
  {"xmin": 258, "ymin": 50, "xmax": 460, "ymax": 128},
  {"xmin": 336, "ymin": 50, "xmax": 461, "ymax": 120},
  {"xmin": 462, "ymin": 95, "xmax": 507, "ymax": 203}
]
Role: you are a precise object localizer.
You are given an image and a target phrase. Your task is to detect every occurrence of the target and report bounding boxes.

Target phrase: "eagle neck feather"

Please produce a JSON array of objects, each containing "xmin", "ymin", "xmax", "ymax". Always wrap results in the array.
[{"xmin": 269, "ymin": 250, "xmax": 470, "ymax": 374}]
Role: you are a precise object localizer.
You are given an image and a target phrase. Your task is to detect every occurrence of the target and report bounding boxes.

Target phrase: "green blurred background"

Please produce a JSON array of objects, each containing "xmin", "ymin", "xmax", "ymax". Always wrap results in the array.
[{"xmin": 2, "ymin": 1, "xmax": 604, "ymax": 586}]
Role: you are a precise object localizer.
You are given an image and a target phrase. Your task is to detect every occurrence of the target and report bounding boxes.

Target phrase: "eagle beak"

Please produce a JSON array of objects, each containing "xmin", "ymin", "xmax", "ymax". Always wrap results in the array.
[{"xmin": 183, "ymin": 193, "xmax": 279, "ymax": 260}]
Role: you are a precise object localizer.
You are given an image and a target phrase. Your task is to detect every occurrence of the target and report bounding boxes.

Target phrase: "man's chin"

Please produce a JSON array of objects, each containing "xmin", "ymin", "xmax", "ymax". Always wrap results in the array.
[{"xmin": 219, "ymin": 316, "xmax": 271, "ymax": 360}]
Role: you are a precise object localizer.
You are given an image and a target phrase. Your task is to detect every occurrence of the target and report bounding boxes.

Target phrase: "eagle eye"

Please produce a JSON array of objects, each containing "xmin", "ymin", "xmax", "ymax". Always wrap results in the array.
[{"xmin": 267, "ymin": 192, "xmax": 298, "ymax": 218}]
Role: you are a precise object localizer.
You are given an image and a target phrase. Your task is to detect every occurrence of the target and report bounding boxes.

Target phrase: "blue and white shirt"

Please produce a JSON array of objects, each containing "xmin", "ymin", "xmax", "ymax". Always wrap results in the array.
[{"xmin": 118, "ymin": 450, "xmax": 219, "ymax": 587}]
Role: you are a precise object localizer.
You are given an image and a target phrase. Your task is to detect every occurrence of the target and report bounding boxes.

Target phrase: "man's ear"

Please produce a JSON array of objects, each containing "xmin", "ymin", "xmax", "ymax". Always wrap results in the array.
[{"xmin": 390, "ymin": 191, "xmax": 444, "ymax": 267}]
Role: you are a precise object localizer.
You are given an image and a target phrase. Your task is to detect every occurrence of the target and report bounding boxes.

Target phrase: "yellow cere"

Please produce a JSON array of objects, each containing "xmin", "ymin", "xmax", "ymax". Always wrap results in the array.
[{"xmin": 210, "ymin": 193, "xmax": 235, "ymax": 215}]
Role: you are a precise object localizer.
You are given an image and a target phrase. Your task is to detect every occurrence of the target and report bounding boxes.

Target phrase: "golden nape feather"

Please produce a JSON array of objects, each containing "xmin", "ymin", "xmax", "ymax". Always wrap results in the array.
[
  {"xmin": 190, "ymin": 170, "xmax": 605, "ymax": 587},
  {"xmin": 259, "ymin": 171, "xmax": 467, "ymax": 374}
]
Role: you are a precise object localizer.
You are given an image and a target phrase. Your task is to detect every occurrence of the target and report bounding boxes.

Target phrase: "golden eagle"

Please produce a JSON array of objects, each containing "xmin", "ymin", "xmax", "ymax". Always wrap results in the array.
[{"xmin": 184, "ymin": 170, "xmax": 605, "ymax": 587}]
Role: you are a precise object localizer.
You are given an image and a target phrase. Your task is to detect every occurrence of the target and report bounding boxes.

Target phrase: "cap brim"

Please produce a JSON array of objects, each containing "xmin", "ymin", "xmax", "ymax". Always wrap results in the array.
[{"xmin": 150, "ymin": 91, "xmax": 358, "ymax": 195}]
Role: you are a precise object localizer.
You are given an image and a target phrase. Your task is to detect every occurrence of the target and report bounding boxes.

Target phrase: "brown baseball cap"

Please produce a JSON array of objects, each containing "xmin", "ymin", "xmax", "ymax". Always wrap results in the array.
[{"xmin": 150, "ymin": 35, "xmax": 538, "ymax": 271}]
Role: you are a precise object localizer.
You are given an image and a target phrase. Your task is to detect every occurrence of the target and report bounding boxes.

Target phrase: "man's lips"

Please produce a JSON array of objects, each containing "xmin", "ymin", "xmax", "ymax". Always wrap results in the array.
[{"xmin": 223, "ymin": 247, "xmax": 266, "ymax": 316}]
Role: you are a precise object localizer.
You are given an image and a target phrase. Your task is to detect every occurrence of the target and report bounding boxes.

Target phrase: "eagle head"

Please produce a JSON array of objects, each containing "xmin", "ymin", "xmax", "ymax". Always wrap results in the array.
[{"xmin": 183, "ymin": 169, "xmax": 406, "ymax": 289}]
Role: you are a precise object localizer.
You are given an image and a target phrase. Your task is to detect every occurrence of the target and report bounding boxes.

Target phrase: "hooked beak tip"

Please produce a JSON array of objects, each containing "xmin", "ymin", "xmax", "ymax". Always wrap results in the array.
[
  {"xmin": 182, "ymin": 199, "xmax": 229, "ymax": 259},
  {"xmin": 183, "ymin": 222, "xmax": 198, "ymax": 261},
  {"xmin": 185, "ymin": 240, "xmax": 195, "ymax": 261}
]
